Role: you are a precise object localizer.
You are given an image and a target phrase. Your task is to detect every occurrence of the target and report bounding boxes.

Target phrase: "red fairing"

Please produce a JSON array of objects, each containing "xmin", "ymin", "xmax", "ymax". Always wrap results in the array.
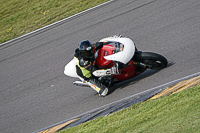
[
  {"xmin": 95, "ymin": 45, "xmax": 114, "ymax": 68},
  {"xmin": 113, "ymin": 60, "xmax": 136, "ymax": 81},
  {"xmin": 95, "ymin": 44, "xmax": 137, "ymax": 81}
]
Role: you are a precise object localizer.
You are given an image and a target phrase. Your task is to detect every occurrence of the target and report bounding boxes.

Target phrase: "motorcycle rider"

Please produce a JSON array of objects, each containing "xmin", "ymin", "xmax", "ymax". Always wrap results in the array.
[{"xmin": 74, "ymin": 40, "xmax": 110, "ymax": 96}]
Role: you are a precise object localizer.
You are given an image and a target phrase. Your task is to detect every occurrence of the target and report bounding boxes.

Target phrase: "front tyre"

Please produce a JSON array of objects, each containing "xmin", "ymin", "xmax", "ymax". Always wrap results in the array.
[{"xmin": 137, "ymin": 52, "xmax": 168, "ymax": 70}]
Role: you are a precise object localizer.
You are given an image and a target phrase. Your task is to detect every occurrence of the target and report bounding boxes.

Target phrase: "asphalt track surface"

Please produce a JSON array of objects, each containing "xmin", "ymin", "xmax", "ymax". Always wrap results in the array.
[{"xmin": 0, "ymin": 0, "xmax": 200, "ymax": 132}]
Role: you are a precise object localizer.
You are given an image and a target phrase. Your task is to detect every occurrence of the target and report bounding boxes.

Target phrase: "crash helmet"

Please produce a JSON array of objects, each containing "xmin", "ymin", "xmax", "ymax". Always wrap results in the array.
[{"xmin": 78, "ymin": 40, "xmax": 94, "ymax": 59}]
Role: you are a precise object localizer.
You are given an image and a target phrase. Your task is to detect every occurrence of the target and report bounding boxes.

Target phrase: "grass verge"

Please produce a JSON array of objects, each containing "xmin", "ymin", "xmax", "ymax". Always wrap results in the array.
[
  {"xmin": 59, "ymin": 85, "xmax": 200, "ymax": 133},
  {"xmin": 0, "ymin": 0, "xmax": 109, "ymax": 44}
]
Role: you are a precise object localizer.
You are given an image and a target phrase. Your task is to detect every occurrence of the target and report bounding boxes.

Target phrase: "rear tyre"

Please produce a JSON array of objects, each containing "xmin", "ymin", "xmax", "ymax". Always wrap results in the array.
[{"xmin": 135, "ymin": 52, "xmax": 168, "ymax": 70}]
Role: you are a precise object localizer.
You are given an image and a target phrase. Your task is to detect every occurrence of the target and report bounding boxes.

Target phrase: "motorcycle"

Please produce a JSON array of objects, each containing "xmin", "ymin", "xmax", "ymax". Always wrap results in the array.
[{"xmin": 64, "ymin": 35, "xmax": 168, "ymax": 92}]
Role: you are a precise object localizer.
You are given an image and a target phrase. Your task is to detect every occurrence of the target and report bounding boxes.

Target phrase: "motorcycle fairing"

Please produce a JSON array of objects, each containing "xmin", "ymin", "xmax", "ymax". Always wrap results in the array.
[
  {"xmin": 99, "ymin": 37, "xmax": 135, "ymax": 64},
  {"xmin": 64, "ymin": 58, "xmax": 78, "ymax": 78},
  {"xmin": 112, "ymin": 60, "xmax": 136, "ymax": 81},
  {"xmin": 64, "ymin": 36, "xmax": 136, "ymax": 78},
  {"xmin": 95, "ymin": 44, "xmax": 114, "ymax": 68}
]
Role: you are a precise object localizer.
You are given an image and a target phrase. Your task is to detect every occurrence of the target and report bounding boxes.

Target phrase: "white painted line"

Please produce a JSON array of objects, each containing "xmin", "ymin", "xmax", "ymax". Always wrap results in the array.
[{"xmin": 0, "ymin": 0, "xmax": 114, "ymax": 47}]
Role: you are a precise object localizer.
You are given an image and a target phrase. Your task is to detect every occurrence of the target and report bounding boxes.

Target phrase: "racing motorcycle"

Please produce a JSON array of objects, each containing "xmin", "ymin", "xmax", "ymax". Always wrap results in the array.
[{"xmin": 64, "ymin": 35, "xmax": 168, "ymax": 90}]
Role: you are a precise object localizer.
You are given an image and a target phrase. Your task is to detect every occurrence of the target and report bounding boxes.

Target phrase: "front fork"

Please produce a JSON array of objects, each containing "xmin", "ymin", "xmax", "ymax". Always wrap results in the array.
[
  {"xmin": 132, "ymin": 50, "xmax": 152, "ymax": 69},
  {"xmin": 132, "ymin": 62, "xmax": 151, "ymax": 69}
]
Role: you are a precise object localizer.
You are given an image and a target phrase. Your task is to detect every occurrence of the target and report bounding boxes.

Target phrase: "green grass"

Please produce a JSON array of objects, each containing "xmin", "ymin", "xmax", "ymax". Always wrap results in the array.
[
  {"xmin": 2, "ymin": 1, "xmax": 200, "ymax": 132},
  {"xmin": 0, "ymin": 0, "xmax": 109, "ymax": 44},
  {"xmin": 59, "ymin": 85, "xmax": 200, "ymax": 133}
]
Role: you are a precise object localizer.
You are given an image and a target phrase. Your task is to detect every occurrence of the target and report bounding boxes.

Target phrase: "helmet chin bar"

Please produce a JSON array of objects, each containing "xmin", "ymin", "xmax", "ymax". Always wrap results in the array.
[{"xmin": 80, "ymin": 50, "xmax": 94, "ymax": 59}]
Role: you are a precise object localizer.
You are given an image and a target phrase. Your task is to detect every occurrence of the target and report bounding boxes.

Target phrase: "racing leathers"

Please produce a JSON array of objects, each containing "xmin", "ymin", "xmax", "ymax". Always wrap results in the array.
[{"xmin": 74, "ymin": 42, "xmax": 109, "ymax": 96}]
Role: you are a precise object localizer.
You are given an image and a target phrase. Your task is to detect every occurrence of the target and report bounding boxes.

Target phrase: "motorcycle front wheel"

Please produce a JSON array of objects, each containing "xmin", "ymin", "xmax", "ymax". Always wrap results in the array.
[{"xmin": 136, "ymin": 52, "xmax": 168, "ymax": 70}]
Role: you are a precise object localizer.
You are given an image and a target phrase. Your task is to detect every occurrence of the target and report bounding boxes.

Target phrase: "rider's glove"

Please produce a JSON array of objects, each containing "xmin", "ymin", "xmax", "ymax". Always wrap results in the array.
[
  {"xmin": 110, "ymin": 66, "xmax": 117, "ymax": 74},
  {"xmin": 92, "ymin": 66, "xmax": 119, "ymax": 77},
  {"xmin": 92, "ymin": 69, "xmax": 112, "ymax": 77},
  {"xmin": 95, "ymin": 42, "xmax": 104, "ymax": 50}
]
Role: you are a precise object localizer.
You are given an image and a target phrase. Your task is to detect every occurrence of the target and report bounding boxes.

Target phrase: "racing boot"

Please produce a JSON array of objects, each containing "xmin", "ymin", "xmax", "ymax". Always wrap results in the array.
[
  {"xmin": 99, "ymin": 87, "xmax": 109, "ymax": 97},
  {"xmin": 87, "ymin": 77, "xmax": 109, "ymax": 97}
]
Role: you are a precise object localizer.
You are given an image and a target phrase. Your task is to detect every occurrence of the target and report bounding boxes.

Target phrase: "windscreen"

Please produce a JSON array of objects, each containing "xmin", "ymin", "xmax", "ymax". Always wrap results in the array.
[{"xmin": 104, "ymin": 41, "xmax": 124, "ymax": 53}]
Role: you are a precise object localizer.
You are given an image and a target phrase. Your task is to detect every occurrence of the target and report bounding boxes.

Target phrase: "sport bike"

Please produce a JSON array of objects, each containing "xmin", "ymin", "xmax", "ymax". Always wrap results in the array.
[{"xmin": 64, "ymin": 35, "xmax": 168, "ymax": 90}]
